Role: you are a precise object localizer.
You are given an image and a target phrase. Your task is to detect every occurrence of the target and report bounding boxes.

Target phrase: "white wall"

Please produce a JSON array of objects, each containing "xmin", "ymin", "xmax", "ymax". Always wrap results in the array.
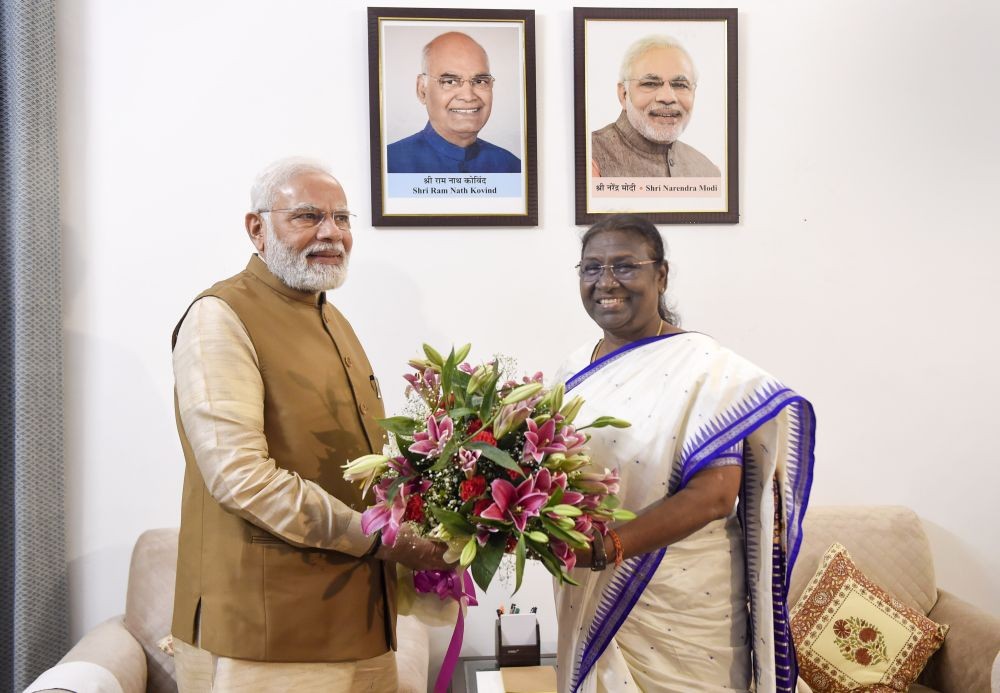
[{"xmin": 56, "ymin": 0, "xmax": 1000, "ymax": 682}]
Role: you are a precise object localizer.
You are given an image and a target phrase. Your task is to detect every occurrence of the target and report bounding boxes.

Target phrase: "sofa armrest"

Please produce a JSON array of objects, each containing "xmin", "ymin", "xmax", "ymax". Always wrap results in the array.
[
  {"xmin": 396, "ymin": 613, "xmax": 430, "ymax": 693},
  {"xmin": 24, "ymin": 617, "xmax": 147, "ymax": 693},
  {"xmin": 921, "ymin": 589, "xmax": 1000, "ymax": 693}
]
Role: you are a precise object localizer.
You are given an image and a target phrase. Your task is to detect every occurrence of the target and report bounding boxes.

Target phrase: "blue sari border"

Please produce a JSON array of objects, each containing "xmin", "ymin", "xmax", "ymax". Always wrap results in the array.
[
  {"xmin": 570, "ymin": 549, "xmax": 666, "ymax": 693},
  {"xmin": 565, "ymin": 332, "xmax": 685, "ymax": 393}
]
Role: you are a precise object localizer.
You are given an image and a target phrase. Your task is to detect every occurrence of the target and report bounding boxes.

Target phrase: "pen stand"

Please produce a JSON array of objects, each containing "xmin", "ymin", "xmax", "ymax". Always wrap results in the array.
[{"xmin": 495, "ymin": 614, "xmax": 541, "ymax": 667}]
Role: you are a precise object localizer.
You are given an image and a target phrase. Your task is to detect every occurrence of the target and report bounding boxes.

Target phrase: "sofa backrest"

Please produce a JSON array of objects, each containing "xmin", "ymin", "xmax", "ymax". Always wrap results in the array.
[
  {"xmin": 788, "ymin": 505, "xmax": 938, "ymax": 615},
  {"xmin": 122, "ymin": 528, "xmax": 179, "ymax": 693}
]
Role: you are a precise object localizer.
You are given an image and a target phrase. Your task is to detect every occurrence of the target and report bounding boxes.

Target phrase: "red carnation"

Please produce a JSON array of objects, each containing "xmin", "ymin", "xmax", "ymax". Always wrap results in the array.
[
  {"xmin": 467, "ymin": 419, "xmax": 484, "ymax": 435},
  {"xmin": 859, "ymin": 627, "xmax": 878, "ymax": 643},
  {"xmin": 460, "ymin": 475, "xmax": 487, "ymax": 501},
  {"xmin": 854, "ymin": 648, "xmax": 872, "ymax": 666},
  {"xmin": 472, "ymin": 498, "xmax": 492, "ymax": 517},
  {"xmin": 403, "ymin": 494, "xmax": 425, "ymax": 523},
  {"xmin": 505, "ymin": 535, "xmax": 519, "ymax": 553},
  {"xmin": 472, "ymin": 429, "xmax": 497, "ymax": 447}
]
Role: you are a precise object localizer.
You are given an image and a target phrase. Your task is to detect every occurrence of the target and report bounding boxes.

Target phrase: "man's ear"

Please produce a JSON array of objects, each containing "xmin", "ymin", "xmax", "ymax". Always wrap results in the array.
[
  {"xmin": 617, "ymin": 83, "xmax": 628, "ymax": 109},
  {"xmin": 245, "ymin": 212, "xmax": 265, "ymax": 254},
  {"xmin": 416, "ymin": 74, "xmax": 427, "ymax": 105}
]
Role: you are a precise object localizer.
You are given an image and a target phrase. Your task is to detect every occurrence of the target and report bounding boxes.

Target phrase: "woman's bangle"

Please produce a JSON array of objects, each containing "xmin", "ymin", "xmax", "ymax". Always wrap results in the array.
[
  {"xmin": 608, "ymin": 529, "xmax": 624, "ymax": 568},
  {"xmin": 590, "ymin": 531, "xmax": 607, "ymax": 571}
]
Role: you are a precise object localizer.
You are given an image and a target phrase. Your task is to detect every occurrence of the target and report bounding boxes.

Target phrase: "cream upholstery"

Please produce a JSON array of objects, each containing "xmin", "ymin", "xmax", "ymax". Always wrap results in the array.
[
  {"xmin": 30, "ymin": 528, "xmax": 430, "ymax": 693},
  {"xmin": 792, "ymin": 506, "xmax": 1000, "ymax": 693}
]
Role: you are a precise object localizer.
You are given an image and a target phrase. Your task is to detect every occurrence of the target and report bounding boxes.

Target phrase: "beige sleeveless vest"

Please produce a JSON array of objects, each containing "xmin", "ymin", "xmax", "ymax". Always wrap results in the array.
[{"xmin": 171, "ymin": 255, "xmax": 395, "ymax": 661}]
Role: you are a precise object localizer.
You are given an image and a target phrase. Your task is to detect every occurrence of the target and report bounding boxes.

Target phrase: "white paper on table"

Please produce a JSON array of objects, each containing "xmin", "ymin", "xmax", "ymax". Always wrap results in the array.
[
  {"xmin": 475, "ymin": 670, "xmax": 505, "ymax": 693},
  {"xmin": 500, "ymin": 613, "xmax": 537, "ymax": 646}
]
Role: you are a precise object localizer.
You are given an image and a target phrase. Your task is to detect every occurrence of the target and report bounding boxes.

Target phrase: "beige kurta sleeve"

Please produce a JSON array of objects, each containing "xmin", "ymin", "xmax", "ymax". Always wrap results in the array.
[{"xmin": 173, "ymin": 296, "xmax": 376, "ymax": 557}]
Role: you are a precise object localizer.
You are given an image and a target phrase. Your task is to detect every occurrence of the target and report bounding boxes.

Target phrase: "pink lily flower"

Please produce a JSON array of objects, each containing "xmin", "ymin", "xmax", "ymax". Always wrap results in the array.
[
  {"xmin": 480, "ymin": 477, "xmax": 549, "ymax": 532},
  {"xmin": 573, "ymin": 514, "xmax": 593, "ymax": 536},
  {"xmin": 546, "ymin": 471, "xmax": 585, "ymax": 506},
  {"xmin": 409, "ymin": 414, "xmax": 454, "ymax": 458},
  {"xmin": 403, "ymin": 367, "xmax": 441, "ymax": 402},
  {"xmin": 523, "ymin": 418, "xmax": 568, "ymax": 463},
  {"xmin": 457, "ymin": 447, "xmax": 481, "ymax": 476},
  {"xmin": 550, "ymin": 539, "xmax": 577, "ymax": 571},
  {"xmin": 361, "ymin": 474, "xmax": 431, "ymax": 546},
  {"xmin": 361, "ymin": 493, "xmax": 405, "ymax": 546},
  {"xmin": 574, "ymin": 468, "xmax": 621, "ymax": 496},
  {"xmin": 557, "ymin": 424, "xmax": 588, "ymax": 457}
]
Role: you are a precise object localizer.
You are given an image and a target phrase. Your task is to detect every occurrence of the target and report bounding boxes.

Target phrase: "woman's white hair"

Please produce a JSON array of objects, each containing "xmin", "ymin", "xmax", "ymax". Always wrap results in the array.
[
  {"xmin": 250, "ymin": 157, "xmax": 337, "ymax": 212},
  {"xmin": 618, "ymin": 35, "xmax": 698, "ymax": 85}
]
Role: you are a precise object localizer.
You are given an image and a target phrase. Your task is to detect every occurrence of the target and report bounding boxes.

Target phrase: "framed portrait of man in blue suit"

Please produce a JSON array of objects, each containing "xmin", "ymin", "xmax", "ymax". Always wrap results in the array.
[{"xmin": 368, "ymin": 8, "xmax": 537, "ymax": 226}]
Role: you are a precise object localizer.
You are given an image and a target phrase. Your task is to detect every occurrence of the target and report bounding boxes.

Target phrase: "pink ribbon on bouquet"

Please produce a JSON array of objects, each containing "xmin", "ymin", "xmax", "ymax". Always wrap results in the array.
[{"xmin": 413, "ymin": 569, "xmax": 478, "ymax": 693}]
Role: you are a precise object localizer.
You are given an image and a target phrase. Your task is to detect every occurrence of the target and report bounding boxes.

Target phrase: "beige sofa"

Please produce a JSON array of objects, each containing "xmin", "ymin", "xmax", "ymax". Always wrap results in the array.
[
  {"xmin": 26, "ymin": 528, "xmax": 430, "ymax": 693},
  {"xmin": 791, "ymin": 506, "xmax": 1000, "ymax": 693}
]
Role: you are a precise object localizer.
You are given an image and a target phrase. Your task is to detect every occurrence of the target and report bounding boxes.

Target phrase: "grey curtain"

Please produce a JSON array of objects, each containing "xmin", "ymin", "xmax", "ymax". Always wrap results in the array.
[{"xmin": 1, "ymin": 1, "xmax": 67, "ymax": 691}]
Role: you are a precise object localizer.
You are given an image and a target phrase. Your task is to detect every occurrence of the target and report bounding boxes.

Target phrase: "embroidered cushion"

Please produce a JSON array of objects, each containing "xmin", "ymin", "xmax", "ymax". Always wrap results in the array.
[{"xmin": 790, "ymin": 542, "xmax": 948, "ymax": 692}]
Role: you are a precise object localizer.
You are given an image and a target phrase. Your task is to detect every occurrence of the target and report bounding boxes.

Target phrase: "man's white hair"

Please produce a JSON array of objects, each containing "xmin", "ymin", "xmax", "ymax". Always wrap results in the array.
[
  {"xmin": 250, "ymin": 157, "xmax": 338, "ymax": 212},
  {"xmin": 618, "ymin": 35, "xmax": 698, "ymax": 85}
]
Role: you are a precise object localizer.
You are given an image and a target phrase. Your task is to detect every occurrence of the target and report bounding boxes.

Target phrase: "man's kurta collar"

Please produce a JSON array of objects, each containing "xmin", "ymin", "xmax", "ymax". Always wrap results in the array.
[
  {"xmin": 246, "ymin": 254, "xmax": 325, "ymax": 307},
  {"xmin": 421, "ymin": 121, "xmax": 481, "ymax": 163}
]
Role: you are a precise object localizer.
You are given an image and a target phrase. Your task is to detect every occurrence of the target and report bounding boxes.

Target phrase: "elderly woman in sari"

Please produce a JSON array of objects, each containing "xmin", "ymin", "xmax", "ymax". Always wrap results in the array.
[{"xmin": 554, "ymin": 214, "xmax": 815, "ymax": 693}]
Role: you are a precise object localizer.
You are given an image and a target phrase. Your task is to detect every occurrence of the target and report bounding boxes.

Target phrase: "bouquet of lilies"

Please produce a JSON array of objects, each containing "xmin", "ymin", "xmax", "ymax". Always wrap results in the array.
[{"xmin": 343, "ymin": 344, "xmax": 635, "ymax": 592}]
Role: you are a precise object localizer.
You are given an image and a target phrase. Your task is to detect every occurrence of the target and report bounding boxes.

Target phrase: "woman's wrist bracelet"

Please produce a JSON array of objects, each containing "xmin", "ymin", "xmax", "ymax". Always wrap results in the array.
[{"xmin": 608, "ymin": 529, "xmax": 624, "ymax": 568}]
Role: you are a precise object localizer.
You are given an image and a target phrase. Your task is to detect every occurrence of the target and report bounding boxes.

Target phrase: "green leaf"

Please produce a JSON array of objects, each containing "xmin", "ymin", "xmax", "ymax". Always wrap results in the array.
[
  {"xmin": 441, "ymin": 348, "xmax": 458, "ymax": 402},
  {"xmin": 448, "ymin": 407, "xmax": 476, "ymax": 419},
  {"xmin": 423, "ymin": 344, "xmax": 444, "ymax": 367},
  {"xmin": 546, "ymin": 486, "xmax": 565, "ymax": 506},
  {"xmin": 472, "ymin": 534, "xmax": 506, "ymax": 592},
  {"xmin": 377, "ymin": 416, "xmax": 420, "ymax": 436},
  {"xmin": 429, "ymin": 438, "xmax": 460, "ymax": 472},
  {"xmin": 429, "ymin": 504, "xmax": 476, "ymax": 535},
  {"xmin": 467, "ymin": 441, "xmax": 523, "ymax": 475},
  {"xmin": 477, "ymin": 372, "xmax": 499, "ymax": 421},
  {"xmin": 514, "ymin": 534, "xmax": 526, "ymax": 594},
  {"xmin": 530, "ymin": 543, "xmax": 564, "ymax": 579}
]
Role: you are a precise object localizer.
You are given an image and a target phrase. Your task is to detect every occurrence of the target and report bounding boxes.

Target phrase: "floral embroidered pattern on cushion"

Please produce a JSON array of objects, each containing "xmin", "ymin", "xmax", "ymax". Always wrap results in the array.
[{"xmin": 790, "ymin": 542, "xmax": 948, "ymax": 692}]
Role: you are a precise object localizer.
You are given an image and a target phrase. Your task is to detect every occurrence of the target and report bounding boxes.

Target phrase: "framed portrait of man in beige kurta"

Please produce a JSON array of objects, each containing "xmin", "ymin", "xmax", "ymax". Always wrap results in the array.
[{"xmin": 574, "ymin": 8, "xmax": 738, "ymax": 224}]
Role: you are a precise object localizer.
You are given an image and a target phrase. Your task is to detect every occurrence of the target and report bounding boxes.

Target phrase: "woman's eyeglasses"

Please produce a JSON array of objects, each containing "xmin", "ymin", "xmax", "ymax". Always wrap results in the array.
[{"xmin": 576, "ymin": 259, "xmax": 659, "ymax": 283}]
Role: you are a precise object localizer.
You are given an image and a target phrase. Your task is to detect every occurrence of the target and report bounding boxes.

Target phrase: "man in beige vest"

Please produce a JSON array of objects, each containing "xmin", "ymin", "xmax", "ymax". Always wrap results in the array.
[
  {"xmin": 591, "ymin": 35, "xmax": 721, "ymax": 178},
  {"xmin": 170, "ymin": 158, "xmax": 449, "ymax": 691}
]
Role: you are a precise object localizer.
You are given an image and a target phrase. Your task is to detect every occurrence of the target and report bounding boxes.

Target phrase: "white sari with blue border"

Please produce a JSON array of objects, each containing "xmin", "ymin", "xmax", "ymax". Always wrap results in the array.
[{"xmin": 554, "ymin": 332, "xmax": 815, "ymax": 693}]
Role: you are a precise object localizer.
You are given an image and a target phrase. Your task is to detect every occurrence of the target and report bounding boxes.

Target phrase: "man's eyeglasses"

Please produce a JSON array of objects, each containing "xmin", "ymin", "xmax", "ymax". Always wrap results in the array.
[
  {"xmin": 623, "ymin": 77, "xmax": 695, "ymax": 94},
  {"xmin": 423, "ymin": 73, "xmax": 496, "ymax": 92},
  {"xmin": 258, "ymin": 207, "xmax": 355, "ymax": 231},
  {"xmin": 576, "ymin": 259, "xmax": 660, "ymax": 283}
]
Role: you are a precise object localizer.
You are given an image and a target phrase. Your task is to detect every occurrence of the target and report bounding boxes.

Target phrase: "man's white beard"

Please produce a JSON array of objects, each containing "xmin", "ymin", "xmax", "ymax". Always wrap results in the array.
[
  {"xmin": 262, "ymin": 220, "xmax": 349, "ymax": 292},
  {"xmin": 624, "ymin": 93, "xmax": 688, "ymax": 145}
]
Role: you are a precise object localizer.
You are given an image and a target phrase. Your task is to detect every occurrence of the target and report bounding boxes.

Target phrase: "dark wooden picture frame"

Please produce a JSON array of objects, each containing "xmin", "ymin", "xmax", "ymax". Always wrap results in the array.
[
  {"xmin": 574, "ymin": 8, "xmax": 738, "ymax": 225},
  {"xmin": 368, "ymin": 7, "xmax": 537, "ymax": 227}
]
